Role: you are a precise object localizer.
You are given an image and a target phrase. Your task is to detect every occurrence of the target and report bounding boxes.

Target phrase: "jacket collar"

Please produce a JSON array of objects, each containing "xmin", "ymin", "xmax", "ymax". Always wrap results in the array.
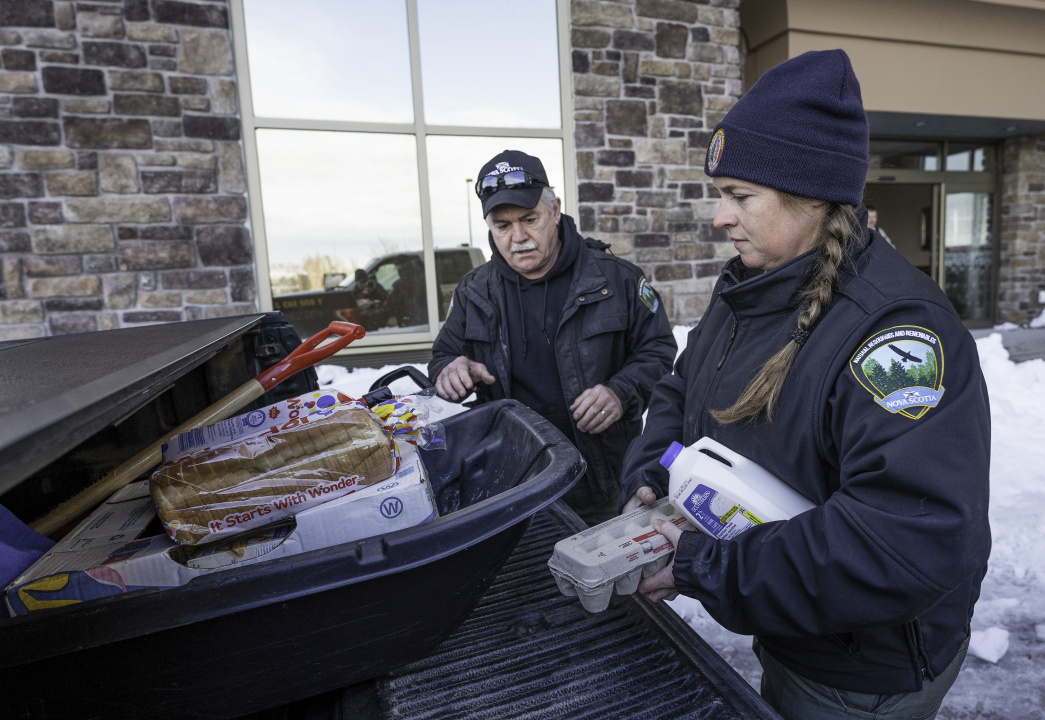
[
  {"xmin": 719, "ymin": 250, "xmax": 817, "ymax": 318},
  {"xmin": 563, "ymin": 214, "xmax": 608, "ymax": 298}
]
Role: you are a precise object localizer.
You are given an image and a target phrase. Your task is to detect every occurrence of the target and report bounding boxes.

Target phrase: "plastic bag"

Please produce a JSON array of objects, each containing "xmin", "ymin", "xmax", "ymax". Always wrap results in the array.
[{"xmin": 369, "ymin": 388, "xmax": 447, "ymax": 450}]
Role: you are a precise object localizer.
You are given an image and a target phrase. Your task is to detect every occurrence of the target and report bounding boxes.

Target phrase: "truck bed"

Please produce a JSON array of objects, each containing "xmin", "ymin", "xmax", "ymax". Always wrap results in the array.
[{"xmin": 242, "ymin": 502, "xmax": 780, "ymax": 720}]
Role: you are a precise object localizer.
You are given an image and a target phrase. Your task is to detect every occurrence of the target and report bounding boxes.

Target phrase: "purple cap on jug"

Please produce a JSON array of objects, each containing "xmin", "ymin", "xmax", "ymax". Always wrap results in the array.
[{"xmin": 659, "ymin": 441, "xmax": 684, "ymax": 470}]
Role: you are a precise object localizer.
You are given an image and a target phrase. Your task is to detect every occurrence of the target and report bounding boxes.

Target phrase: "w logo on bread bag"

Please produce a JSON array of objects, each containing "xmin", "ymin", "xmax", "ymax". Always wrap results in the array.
[
  {"xmin": 849, "ymin": 325, "xmax": 945, "ymax": 419},
  {"xmin": 380, "ymin": 497, "xmax": 403, "ymax": 518}
]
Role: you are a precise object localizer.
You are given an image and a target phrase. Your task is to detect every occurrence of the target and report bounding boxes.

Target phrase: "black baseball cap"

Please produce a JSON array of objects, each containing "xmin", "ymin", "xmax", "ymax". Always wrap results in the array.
[{"xmin": 476, "ymin": 150, "xmax": 550, "ymax": 217}]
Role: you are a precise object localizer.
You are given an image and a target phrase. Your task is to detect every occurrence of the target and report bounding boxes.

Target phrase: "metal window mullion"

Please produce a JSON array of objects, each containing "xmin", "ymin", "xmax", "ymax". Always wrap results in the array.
[
  {"xmin": 424, "ymin": 125, "xmax": 565, "ymax": 139},
  {"xmin": 556, "ymin": 0, "xmax": 576, "ymax": 216},
  {"xmin": 229, "ymin": 0, "xmax": 273, "ymax": 313},
  {"xmin": 937, "ymin": 182, "xmax": 946, "ymax": 288},
  {"xmin": 990, "ymin": 149, "xmax": 1003, "ymax": 325},
  {"xmin": 251, "ymin": 117, "xmax": 417, "ymax": 134},
  {"xmin": 406, "ymin": 0, "xmax": 439, "ymax": 341},
  {"xmin": 865, "ymin": 169, "xmax": 995, "ymax": 188},
  {"xmin": 250, "ymin": 117, "xmax": 565, "ymax": 139}
]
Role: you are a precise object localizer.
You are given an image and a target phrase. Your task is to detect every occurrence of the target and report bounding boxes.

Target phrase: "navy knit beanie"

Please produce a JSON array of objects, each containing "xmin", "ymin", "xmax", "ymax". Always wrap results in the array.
[{"xmin": 704, "ymin": 49, "xmax": 869, "ymax": 206}]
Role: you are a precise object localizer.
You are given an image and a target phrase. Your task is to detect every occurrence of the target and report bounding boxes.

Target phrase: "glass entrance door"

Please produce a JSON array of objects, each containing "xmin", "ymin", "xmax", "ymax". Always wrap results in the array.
[
  {"xmin": 866, "ymin": 139, "xmax": 998, "ymax": 326},
  {"xmin": 942, "ymin": 190, "xmax": 993, "ymax": 323}
]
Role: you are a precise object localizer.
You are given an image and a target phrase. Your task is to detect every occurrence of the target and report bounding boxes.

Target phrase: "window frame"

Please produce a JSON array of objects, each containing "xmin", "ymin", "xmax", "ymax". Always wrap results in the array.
[{"xmin": 229, "ymin": 0, "xmax": 576, "ymax": 353}]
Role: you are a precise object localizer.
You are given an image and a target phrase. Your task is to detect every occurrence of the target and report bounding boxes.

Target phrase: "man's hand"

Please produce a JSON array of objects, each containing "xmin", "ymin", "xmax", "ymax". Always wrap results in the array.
[
  {"xmin": 435, "ymin": 355, "xmax": 496, "ymax": 401},
  {"xmin": 570, "ymin": 384, "xmax": 623, "ymax": 434},
  {"xmin": 622, "ymin": 486, "xmax": 657, "ymax": 513},
  {"xmin": 638, "ymin": 518, "xmax": 682, "ymax": 602}
]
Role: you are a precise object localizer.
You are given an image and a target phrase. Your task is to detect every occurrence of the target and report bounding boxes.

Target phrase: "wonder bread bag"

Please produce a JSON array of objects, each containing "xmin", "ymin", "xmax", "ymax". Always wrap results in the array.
[{"xmin": 150, "ymin": 389, "xmax": 396, "ymax": 546}]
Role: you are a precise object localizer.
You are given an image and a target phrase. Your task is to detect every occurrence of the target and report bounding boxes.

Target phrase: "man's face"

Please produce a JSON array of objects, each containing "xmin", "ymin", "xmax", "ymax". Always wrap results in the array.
[
  {"xmin": 867, "ymin": 209, "xmax": 878, "ymax": 229},
  {"xmin": 486, "ymin": 197, "xmax": 562, "ymax": 279}
]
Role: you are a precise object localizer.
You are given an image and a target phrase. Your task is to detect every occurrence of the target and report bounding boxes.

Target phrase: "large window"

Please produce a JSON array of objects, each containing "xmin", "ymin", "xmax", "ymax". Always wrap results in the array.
[{"xmin": 232, "ymin": 0, "xmax": 573, "ymax": 346}]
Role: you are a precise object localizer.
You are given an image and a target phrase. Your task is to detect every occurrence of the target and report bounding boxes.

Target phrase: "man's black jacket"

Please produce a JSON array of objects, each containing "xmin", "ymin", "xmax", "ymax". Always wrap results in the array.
[{"xmin": 429, "ymin": 214, "xmax": 676, "ymax": 505}]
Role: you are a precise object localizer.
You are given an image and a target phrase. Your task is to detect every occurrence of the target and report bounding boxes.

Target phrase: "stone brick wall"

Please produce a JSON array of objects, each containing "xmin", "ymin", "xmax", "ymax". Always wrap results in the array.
[
  {"xmin": 569, "ymin": 0, "xmax": 743, "ymax": 327},
  {"xmin": 998, "ymin": 133, "xmax": 1045, "ymax": 325},
  {"xmin": 0, "ymin": 0, "xmax": 255, "ymax": 340}
]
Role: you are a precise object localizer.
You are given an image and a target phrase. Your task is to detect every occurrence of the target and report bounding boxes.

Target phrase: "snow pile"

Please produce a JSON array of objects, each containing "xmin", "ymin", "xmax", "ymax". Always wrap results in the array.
[
  {"xmin": 672, "ymin": 325, "xmax": 691, "ymax": 362},
  {"xmin": 1030, "ymin": 307, "xmax": 1045, "ymax": 329},
  {"xmin": 970, "ymin": 627, "xmax": 1010, "ymax": 664},
  {"xmin": 973, "ymin": 334, "xmax": 1045, "ymax": 669}
]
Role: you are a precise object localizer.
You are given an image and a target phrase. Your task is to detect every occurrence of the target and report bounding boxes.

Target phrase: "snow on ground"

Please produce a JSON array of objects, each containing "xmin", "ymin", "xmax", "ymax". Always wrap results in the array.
[
  {"xmin": 1031, "ymin": 306, "xmax": 1045, "ymax": 329},
  {"xmin": 320, "ymin": 326, "xmax": 1045, "ymax": 719}
]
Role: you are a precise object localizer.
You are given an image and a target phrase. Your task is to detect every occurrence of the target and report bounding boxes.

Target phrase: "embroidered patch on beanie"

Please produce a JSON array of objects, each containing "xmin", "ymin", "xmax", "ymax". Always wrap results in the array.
[{"xmin": 707, "ymin": 129, "xmax": 725, "ymax": 173}]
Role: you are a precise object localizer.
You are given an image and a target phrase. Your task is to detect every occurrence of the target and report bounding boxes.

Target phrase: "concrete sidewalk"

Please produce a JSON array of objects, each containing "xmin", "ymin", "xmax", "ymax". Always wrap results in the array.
[{"xmin": 971, "ymin": 327, "xmax": 1045, "ymax": 363}]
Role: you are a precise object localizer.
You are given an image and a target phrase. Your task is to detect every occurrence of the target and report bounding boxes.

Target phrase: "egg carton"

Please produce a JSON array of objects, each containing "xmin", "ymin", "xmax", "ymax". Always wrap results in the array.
[{"xmin": 547, "ymin": 497, "xmax": 694, "ymax": 613}]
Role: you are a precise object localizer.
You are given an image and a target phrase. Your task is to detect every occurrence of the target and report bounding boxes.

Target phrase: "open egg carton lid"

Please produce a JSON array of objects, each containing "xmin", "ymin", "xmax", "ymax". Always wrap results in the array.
[{"xmin": 547, "ymin": 496, "xmax": 694, "ymax": 613}]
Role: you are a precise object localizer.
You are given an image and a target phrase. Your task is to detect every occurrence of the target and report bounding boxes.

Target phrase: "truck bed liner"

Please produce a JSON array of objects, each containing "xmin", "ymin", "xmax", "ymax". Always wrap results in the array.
[{"xmin": 245, "ymin": 503, "xmax": 779, "ymax": 720}]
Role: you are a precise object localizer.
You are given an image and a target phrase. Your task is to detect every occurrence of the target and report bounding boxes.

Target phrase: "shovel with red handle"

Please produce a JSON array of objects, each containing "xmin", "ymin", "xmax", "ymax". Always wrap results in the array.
[{"xmin": 31, "ymin": 321, "xmax": 365, "ymax": 537}]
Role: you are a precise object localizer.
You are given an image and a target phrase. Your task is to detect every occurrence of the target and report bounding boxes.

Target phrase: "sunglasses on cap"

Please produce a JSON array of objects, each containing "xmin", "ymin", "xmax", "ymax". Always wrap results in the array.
[{"xmin": 475, "ymin": 170, "xmax": 546, "ymax": 199}]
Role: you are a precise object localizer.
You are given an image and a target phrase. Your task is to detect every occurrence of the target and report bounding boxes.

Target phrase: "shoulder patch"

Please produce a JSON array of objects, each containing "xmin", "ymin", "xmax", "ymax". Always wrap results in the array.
[
  {"xmin": 638, "ymin": 277, "xmax": 659, "ymax": 313},
  {"xmin": 849, "ymin": 325, "xmax": 945, "ymax": 419}
]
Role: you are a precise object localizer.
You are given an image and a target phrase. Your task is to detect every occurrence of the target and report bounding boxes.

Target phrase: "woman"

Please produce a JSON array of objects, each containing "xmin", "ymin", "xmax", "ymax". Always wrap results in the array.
[{"xmin": 621, "ymin": 50, "xmax": 991, "ymax": 720}]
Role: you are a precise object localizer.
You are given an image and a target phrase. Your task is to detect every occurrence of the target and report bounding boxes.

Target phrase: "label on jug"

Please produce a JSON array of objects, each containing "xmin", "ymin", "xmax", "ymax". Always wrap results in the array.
[{"xmin": 680, "ymin": 484, "xmax": 764, "ymax": 540}]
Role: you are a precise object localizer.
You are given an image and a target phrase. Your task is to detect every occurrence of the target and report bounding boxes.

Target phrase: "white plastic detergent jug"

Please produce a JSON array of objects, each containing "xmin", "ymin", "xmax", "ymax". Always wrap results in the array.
[{"xmin": 661, "ymin": 437, "xmax": 815, "ymax": 540}]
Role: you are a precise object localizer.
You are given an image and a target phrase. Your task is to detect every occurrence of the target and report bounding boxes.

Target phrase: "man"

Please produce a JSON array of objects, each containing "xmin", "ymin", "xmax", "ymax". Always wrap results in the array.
[
  {"xmin": 385, "ymin": 256, "xmax": 425, "ymax": 328},
  {"xmin": 352, "ymin": 268, "xmax": 390, "ymax": 330},
  {"xmin": 866, "ymin": 205, "xmax": 894, "ymax": 246},
  {"xmin": 428, "ymin": 150, "xmax": 676, "ymax": 524}
]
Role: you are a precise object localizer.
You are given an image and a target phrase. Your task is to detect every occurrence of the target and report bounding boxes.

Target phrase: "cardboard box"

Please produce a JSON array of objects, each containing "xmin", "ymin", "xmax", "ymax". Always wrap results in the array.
[{"xmin": 5, "ymin": 443, "xmax": 435, "ymax": 616}]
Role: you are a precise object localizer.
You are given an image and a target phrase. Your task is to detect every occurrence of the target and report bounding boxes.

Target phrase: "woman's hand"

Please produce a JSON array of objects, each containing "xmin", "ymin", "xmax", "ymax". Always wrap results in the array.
[{"xmin": 638, "ymin": 518, "xmax": 682, "ymax": 602}]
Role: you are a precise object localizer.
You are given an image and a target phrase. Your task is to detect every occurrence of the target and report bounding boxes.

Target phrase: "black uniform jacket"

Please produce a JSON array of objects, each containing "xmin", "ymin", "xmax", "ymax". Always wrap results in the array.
[
  {"xmin": 621, "ymin": 223, "xmax": 991, "ymax": 694},
  {"xmin": 429, "ymin": 214, "xmax": 676, "ymax": 505}
]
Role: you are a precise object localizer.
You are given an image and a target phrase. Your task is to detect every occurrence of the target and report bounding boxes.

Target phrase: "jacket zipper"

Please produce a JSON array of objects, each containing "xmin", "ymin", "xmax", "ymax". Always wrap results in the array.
[
  {"xmin": 563, "ymin": 289, "xmax": 613, "ymax": 486},
  {"xmin": 697, "ymin": 276, "xmax": 738, "ymax": 438},
  {"xmin": 716, "ymin": 317, "xmax": 738, "ymax": 371},
  {"xmin": 912, "ymin": 618, "xmax": 934, "ymax": 681}
]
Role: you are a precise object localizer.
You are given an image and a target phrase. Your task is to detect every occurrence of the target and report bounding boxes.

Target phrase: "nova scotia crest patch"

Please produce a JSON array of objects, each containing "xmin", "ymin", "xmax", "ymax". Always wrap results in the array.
[{"xmin": 849, "ymin": 325, "xmax": 945, "ymax": 419}]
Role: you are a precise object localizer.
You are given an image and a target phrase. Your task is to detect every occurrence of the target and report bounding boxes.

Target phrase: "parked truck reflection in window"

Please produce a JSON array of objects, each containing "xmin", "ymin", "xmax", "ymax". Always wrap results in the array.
[{"xmin": 273, "ymin": 247, "xmax": 486, "ymax": 338}]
